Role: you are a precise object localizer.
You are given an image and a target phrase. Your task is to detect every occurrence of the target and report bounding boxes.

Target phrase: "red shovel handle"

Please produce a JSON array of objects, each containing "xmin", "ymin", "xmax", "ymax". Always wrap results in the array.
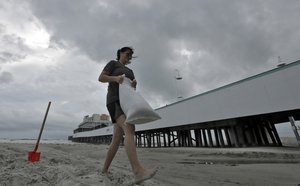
[{"xmin": 33, "ymin": 101, "xmax": 51, "ymax": 152}]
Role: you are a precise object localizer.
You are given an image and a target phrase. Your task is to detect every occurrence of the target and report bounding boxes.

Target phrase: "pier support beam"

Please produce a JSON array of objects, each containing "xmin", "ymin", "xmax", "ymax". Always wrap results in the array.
[{"xmin": 289, "ymin": 116, "xmax": 300, "ymax": 146}]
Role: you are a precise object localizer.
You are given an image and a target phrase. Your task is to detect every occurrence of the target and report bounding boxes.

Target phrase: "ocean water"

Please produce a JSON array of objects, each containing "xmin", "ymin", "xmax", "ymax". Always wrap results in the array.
[
  {"xmin": 1, "ymin": 137, "xmax": 297, "ymax": 147},
  {"xmin": 0, "ymin": 139, "xmax": 74, "ymax": 144}
]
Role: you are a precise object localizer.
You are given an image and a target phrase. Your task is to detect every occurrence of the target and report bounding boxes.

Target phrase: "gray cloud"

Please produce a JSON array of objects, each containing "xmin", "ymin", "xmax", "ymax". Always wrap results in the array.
[
  {"xmin": 0, "ymin": 24, "xmax": 4, "ymax": 34},
  {"xmin": 0, "ymin": 71, "xmax": 13, "ymax": 84},
  {"xmin": 29, "ymin": 1, "xmax": 300, "ymax": 94},
  {"xmin": 0, "ymin": 31, "xmax": 29, "ymax": 64},
  {"xmin": 0, "ymin": 52, "xmax": 26, "ymax": 63},
  {"xmin": 1, "ymin": 0, "xmax": 299, "ymax": 139}
]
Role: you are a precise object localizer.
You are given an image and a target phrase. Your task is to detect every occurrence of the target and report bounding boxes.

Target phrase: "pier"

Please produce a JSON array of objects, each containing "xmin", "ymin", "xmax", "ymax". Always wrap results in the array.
[{"xmin": 73, "ymin": 60, "xmax": 300, "ymax": 147}]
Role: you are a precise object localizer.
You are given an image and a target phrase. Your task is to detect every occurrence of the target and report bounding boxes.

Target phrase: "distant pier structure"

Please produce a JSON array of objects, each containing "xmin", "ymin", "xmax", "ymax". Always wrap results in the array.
[
  {"xmin": 72, "ymin": 114, "xmax": 113, "ymax": 144},
  {"xmin": 72, "ymin": 60, "xmax": 300, "ymax": 147}
]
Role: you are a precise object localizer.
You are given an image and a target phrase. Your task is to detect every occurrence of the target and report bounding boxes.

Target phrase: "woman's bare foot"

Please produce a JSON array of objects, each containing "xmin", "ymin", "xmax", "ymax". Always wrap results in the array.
[{"xmin": 134, "ymin": 168, "xmax": 157, "ymax": 184}]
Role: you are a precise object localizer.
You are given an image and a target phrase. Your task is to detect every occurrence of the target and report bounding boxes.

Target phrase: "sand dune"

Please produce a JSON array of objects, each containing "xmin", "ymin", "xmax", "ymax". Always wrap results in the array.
[{"xmin": 1, "ymin": 141, "xmax": 300, "ymax": 186}]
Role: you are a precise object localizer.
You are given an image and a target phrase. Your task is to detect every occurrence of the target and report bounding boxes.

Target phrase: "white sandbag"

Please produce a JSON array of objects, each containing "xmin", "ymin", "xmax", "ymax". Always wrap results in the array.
[{"xmin": 119, "ymin": 77, "xmax": 161, "ymax": 124}]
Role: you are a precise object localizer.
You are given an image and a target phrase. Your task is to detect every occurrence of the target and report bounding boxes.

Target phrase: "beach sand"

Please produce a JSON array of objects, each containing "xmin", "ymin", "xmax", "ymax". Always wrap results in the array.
[{"xmin": 1, "ymin": 141, "xmax": 300, "ymax": 186}]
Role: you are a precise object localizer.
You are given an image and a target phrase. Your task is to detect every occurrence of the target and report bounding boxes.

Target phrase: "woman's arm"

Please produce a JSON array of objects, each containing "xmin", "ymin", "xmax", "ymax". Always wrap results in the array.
[{"xmin": 99, "ymin": 71, "xmax": 124, "ymax": 84}]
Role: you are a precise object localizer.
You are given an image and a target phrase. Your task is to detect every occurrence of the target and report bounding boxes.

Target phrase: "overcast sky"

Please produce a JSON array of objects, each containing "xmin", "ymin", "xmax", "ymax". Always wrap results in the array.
[{"xmin": 1, "ymin": 0, "xmax": 299, "ymax": 139}]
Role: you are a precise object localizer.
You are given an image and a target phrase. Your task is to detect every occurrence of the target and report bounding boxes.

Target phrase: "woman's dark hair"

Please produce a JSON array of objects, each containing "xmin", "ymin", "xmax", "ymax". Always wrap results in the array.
[{"xmin": 116, "ymin": 46, "xmax": 134, "ymax": 60}]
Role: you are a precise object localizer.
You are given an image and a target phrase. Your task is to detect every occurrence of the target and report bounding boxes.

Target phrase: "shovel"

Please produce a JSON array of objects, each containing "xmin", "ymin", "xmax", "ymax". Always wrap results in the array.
[{"xmin": 28, "ymin": 101, "xmax": 51, "ymax": 162}]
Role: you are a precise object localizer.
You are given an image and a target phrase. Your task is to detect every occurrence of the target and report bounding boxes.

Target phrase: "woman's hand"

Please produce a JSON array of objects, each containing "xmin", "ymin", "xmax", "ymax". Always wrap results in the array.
[
  {"xmin": 131, "ymin": 79, "xmax": 137, "ymax": 89},
  {"xmin": 115, "ymin": 75, "xmax": 124, "ymax": 84}
]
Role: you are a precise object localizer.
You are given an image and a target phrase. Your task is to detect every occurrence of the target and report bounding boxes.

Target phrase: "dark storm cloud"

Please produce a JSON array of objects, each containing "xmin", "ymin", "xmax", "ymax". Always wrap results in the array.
[
  {"xmin": 29, "ymin": 1, "xmax": 300, "ymax": 102},
  {"xmin": 1, "ymin": 0, "xmax": 299, "ymax": 139}
]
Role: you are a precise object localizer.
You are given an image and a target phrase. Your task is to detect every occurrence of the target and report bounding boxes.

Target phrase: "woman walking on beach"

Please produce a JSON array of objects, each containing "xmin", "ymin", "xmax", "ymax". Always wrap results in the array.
[{"xmin": 98, "ymin": 47, "xmax": 157, "ymax": 184}]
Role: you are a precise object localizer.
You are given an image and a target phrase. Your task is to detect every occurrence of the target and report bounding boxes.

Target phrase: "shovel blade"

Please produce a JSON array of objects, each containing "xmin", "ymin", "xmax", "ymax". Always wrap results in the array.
[{"xmin": 28, "ymin": 151, "xmax": 41, "ymax": 162}]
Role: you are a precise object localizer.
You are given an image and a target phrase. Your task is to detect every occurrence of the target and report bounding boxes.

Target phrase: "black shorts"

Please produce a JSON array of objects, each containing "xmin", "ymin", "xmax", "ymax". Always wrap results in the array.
[{"xmin": 106, "ymin": 101, "xmax": 125, "ymax": 123}]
